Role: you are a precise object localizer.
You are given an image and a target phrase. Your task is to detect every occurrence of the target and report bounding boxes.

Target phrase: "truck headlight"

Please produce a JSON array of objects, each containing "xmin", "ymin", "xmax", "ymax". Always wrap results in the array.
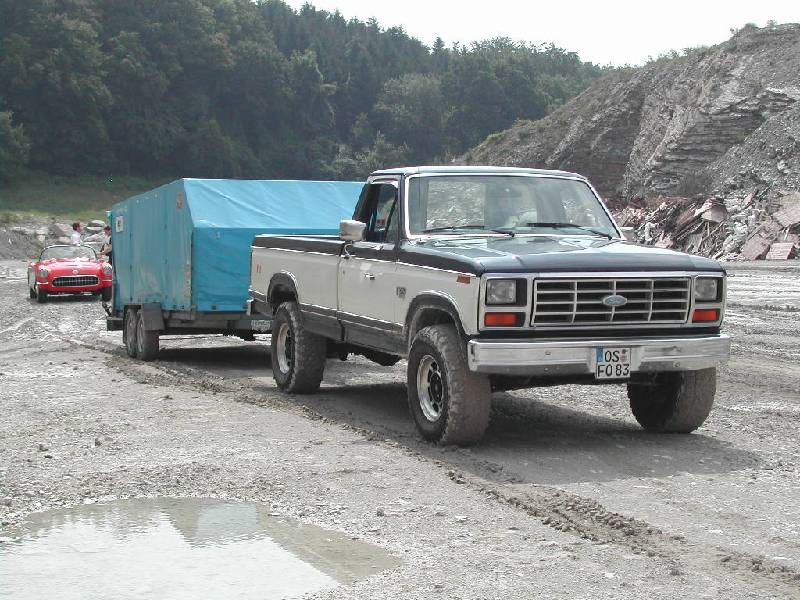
[
  {"xmin": 694, "ymin": 277, "xmax": 719, "ymax": 302},
  {"xmin": 486, "ymin": 279, "xmax": 517, "ymax": 305},
  {"xmin": 37, "ymin": 267, "xmax": 49, "ymax": 278}
]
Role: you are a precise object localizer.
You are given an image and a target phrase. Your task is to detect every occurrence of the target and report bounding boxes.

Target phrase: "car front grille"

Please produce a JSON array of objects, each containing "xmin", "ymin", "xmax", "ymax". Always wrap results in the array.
[
  {"xmin": 52, "ymin": 275, "xmax": 99, "ymax": 287},
  {"xmin": 531, "ymin": 277, "xmax": 691, "ymax": 327}
]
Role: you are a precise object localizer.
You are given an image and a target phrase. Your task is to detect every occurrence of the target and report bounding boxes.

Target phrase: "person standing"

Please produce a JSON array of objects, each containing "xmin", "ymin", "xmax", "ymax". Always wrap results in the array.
[
  {"xmin": 70, "ymin": 222, "xmax": 82, "ymax": 245},
  {"xmin": 99, "ymin": 225, "xmax": 113, "ymax": 264}
]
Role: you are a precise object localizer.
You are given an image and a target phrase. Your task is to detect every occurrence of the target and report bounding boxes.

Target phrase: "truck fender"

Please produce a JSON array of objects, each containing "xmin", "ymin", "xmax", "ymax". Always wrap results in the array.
[
  {"xmin": 267, "ymin": 272, "xmax": 299, "ymax": 307},
  {"xmin": 405, "ymin": 293, "xmax": 467, "ymax": 350},
  {"xmin": 140, "ymin": 302, "xmax": 165, "ymax": 331}
]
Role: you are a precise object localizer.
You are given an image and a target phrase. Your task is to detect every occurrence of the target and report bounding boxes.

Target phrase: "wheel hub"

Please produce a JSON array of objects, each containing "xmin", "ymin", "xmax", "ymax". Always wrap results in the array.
[
  {"xmin": 275, "ymin": 323, "xmax": 293, "ymax": 373},
  {"xmin": 417, "ymin": 355, "xmax": 444, "ymax": 422}
]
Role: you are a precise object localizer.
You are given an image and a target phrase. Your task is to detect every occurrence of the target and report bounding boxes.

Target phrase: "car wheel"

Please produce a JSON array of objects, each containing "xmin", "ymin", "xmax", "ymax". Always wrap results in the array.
[
  {"xmin": 407, "ymin": 324, "xmax": 491, "ymax": 445},
  {"xmin": 29, "ymin": 286, "xmax": 36, "ymax": 299},
  {"xmin": 124, "ymin": 308, "xmax": 138, "ymax": 358},
  {"xmin": 101, "ymin": 287, "xmax": 112, "ymax": 302},
  {"xmin": 271, "ymin": 301, "xmax": 326, "ymax": 393},
  {"xmin": 35, "ymin": 286, "xmax": 48, "ymax": 304},
  {"xmin": 627, "ymin": 368, "xmax": 717, "ymax": 433},
  {"xmin": 135, "ymin": 312, "xmax": 159, "ymax": 361}
]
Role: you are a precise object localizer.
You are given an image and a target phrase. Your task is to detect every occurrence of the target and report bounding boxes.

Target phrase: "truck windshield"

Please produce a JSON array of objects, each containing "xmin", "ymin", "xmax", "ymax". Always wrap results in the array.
[{"xmin": 407, "ymin": 175, "xmax": 617, "ymax": 238}]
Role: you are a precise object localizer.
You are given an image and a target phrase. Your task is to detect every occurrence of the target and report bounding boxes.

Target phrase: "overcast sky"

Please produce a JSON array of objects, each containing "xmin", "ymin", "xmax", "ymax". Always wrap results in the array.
[{"xmin": 283, "ymin": 0, "xmax": 799, "ymax": 65}]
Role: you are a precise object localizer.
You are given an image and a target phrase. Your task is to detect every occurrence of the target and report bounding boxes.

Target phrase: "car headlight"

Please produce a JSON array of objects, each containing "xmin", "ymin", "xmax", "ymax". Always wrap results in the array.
[
  {"xmin": 694, "ymin": 277, "xmax": 719, "ymax": 302},
  {"xmin": 37, "ymin": 267, "xmax": 49, "ymax": 278},
  {"xmin": 486, "ymin": 279, "xmax": 517, "ymax": 305},
  {"xmin": 102, "ymin": 264, "xmax": 113, "ymax": 275}
]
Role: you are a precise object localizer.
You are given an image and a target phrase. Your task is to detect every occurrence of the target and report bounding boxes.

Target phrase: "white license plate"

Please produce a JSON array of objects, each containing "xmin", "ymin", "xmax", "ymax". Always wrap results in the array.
[
  {"xmin": 593, "ymin": 347, "xmax": 631, "ymax": 380},
  {"xmin": 251, "ymin": 319, "xmax": 271, "ymax": 333}
]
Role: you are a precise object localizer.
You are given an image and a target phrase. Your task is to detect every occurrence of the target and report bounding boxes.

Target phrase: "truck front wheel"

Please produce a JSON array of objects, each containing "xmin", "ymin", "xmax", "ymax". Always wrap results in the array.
[
  {"xmin": 407, "ymin": 324, "xmax": 491, "ymax": 445},
  {"xmin": 627, "ymin": 368, "xmax": 717, "ymax": 433},
  {"xmin": 271, "ymin": 302, "xmax": 326, "ymax": 394}
]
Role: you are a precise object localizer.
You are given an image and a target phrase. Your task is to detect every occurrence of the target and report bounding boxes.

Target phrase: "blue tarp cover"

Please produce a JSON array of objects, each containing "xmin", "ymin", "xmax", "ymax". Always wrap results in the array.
[{"xmin": 110, "ymin": 178, "xmax": 362, "ymax": 313}]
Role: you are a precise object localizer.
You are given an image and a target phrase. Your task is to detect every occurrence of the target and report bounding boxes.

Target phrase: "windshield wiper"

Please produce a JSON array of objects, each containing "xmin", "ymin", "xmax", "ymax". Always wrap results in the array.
[
  {"xmin": 524, "ymin": 222, "xmax": 614, "ymax": 240},
  {"xmin": 421, "ymin": 224, "xmax": 514, "ymax": 236}
]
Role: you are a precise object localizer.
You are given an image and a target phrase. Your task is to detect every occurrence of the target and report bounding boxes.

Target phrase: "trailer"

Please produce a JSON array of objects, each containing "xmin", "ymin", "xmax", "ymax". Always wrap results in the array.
[{"xmin": 106, "ymin": 178, "xmax": 362, "ymax": 360}]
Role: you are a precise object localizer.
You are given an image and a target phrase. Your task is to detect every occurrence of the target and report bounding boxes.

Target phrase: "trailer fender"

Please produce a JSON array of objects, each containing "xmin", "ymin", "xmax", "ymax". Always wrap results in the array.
[{"xmin": 140, "ymin": 303, "xmax": 165, "ymax": 331}]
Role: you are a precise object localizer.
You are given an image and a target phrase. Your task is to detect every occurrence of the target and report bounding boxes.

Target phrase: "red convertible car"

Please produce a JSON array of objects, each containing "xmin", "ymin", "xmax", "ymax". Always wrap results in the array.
[{"xmin": 28, "ymin": 245, "xmax": 113, "ymax": 303}]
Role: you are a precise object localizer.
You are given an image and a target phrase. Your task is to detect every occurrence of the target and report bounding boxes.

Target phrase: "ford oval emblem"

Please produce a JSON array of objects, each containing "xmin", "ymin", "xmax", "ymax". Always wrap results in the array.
[{"xmin": 602, "ymin": 294, "xmax": 628, "ymax": 307}]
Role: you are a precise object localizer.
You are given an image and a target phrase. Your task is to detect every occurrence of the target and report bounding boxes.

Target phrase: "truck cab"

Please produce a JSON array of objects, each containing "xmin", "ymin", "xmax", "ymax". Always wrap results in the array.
[{"xmin": 249, "ymin": 167, "xmax": 730, "ymax": 444}]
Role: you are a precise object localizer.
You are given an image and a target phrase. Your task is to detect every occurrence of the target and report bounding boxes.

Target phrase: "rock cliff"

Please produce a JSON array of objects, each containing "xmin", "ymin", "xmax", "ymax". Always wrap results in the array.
[{"xmin": 462, "ymin": 24, "xmax": 800, "ymax": 202}]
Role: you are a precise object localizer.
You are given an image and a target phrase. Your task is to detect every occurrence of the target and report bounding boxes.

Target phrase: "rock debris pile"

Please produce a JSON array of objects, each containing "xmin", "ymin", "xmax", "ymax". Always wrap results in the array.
[
  {"xmin": 614, "ymin": 191, "xmax": 800, "ymax": 260},
  {"xmin": 0, "ymin": 216, "xmax": 108, "ymax": 260}
]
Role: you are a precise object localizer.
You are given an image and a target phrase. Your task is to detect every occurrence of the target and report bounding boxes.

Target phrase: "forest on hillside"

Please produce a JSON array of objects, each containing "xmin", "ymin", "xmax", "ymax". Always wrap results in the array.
[{"xmin": 0, "ymin": 0, "xmax": 602, "ymax": 183}]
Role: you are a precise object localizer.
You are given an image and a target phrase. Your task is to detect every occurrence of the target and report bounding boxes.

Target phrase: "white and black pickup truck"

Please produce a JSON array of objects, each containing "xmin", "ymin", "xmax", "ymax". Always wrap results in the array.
[{"xmin": 249, "ymin": 166, "xmax": 731, "ymax": 444}]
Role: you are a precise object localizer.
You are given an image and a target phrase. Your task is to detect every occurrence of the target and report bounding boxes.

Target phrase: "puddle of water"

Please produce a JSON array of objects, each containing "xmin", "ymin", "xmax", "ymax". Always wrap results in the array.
[{"xmin": 0, "ymin": 498, "xmax": 399, "ymax": 600}]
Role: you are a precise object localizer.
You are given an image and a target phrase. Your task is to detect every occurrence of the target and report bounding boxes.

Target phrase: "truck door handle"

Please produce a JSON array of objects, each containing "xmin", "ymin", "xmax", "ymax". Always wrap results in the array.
[{"xmin": 364, "ymin": 273, "xmax": 375, "ymax": 280}]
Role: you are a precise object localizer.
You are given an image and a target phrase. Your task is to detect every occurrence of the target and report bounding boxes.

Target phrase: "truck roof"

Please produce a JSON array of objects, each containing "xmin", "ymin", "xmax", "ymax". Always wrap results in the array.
[{"xmin": 370, "ymin": 165, "xmax": 586, "ymax": 179}]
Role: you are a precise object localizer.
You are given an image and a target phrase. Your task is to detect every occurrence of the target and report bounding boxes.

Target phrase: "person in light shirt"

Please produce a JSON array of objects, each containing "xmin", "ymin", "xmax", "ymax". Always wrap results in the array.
[{"xmin": 70, "ymin": 222, "xmax": 82, "ymax": 245}]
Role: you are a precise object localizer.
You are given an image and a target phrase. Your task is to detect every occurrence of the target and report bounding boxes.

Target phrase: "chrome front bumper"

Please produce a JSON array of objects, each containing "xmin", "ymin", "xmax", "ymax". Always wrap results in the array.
[{"xmin": 467, "ymin": 334, "xmax": 731, "ymax": 376}]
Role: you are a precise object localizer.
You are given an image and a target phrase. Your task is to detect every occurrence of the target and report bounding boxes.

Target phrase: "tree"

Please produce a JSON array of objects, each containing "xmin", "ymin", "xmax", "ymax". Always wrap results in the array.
[
  {"xmin": 372, "ymin": 74, "xmax": 444, "ymax": 163},
  {"xmin": 0, "ymin": 110, "xmax": 30, "ymax": 183}
]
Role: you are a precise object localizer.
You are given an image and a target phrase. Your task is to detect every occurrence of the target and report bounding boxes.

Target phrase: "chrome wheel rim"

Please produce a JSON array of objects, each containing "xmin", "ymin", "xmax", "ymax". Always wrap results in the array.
[
  {"xmin": 275, "ymin": 322, "xmax": 292, "ymax": 373},
  {"xmin": 417, "ymin": 354, "xmax": 444, "ymax": 422}
]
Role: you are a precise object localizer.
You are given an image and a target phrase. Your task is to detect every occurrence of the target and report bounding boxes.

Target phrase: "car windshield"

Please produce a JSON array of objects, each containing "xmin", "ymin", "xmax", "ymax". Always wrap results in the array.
[
  {"xmin": 40, "ymin": 246, "xmax": 96, "ymax": 261},
  {"xmin": 407, "ymin": 175, "xmax": 618, "ymax": 237}
]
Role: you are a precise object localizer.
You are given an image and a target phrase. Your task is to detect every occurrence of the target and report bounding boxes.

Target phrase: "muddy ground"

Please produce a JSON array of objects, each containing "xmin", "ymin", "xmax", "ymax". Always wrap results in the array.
[{"xmin": 1, "ymin": 260, "xmax": 799, "ymax": 599}]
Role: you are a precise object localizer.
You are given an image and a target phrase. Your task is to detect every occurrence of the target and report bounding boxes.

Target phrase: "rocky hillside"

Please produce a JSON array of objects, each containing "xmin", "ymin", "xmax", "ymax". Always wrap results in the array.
[{"xmin": 463, "ymin": 24, "xmax": 800, "ymax": 202}]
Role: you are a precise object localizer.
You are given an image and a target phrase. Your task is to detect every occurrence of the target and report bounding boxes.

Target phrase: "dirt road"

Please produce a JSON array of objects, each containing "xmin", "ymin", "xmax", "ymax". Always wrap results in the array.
[{"xmin": 1, "ymin": 260, "xmax": 799, "ymax": 599}]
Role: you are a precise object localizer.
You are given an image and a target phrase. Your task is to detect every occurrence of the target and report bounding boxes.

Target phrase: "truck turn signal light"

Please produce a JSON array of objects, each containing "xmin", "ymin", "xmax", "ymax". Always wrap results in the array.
[
  {"xmin": 484, "ymin": 312, "xmax": 522, "ymax": 327},
  {"xmin": 692, "ymin": 308, "xmax": 719, "ymax": 323}
]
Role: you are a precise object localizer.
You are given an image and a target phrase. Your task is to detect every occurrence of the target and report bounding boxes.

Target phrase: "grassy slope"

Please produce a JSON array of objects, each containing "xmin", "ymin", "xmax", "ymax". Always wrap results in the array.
[{"xmin": 0, "ymin": 172, "xmax": 168, "ymax": 221}]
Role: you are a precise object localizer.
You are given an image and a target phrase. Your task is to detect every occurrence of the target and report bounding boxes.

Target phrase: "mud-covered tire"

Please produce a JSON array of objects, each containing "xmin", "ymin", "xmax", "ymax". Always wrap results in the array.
[
  {"xmin": 101, "ymin": 287, "xmax": 112, "ymax": 302},
  {"xmin": 124, "ymin": 308, "xmax": 138, "ymax": 358},
  {"xmin": 35, "ymin": 286, "xmax": 48, "ymax": 303},
  {"xmin": 271, "ymin": 302, "xmax": 326, "ymax": 393},
  {"xmin": 627, "ymin": 368, "xmax": 717, "ymax": 433},
  {"xmin": 135, "ymin": 312, "xmax": 159, "ymax": 361},
  {"xmin": 407, "ymin": 324, "xmax": 491, "ymax": 445}
]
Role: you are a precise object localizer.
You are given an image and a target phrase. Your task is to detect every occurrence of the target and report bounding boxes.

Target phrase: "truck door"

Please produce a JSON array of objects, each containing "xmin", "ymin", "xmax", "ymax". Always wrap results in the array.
[{"xmin": 337, "ymin": 181, "xmax": 402, "ymax": 350}]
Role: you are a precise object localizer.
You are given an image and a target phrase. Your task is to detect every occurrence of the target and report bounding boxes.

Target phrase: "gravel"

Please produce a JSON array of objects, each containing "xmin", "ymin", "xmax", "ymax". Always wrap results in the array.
[{"xmin": 1, "ymin": 259, "xmax": 799, "ymax": 598}]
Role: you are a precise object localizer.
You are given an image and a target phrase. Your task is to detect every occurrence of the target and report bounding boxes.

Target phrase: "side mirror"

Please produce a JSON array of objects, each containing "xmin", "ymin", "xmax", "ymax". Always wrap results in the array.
[
  {"xmin": 339, "ymin": 219, "xmax": 366, "ymax": 242},
  {"xmin": 620, "ymin": 226, "xmax": 635, "ymax": 241}
]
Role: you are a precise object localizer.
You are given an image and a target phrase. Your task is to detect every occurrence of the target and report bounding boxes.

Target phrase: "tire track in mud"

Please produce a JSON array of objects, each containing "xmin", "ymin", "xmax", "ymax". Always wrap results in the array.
[
  {"xmin": 446, "ymin": 469, "xmax": 800, "ymax": 596},
  {"xmin": 87, "ymin": 340, "xmax": 800, "ymax": 599}
]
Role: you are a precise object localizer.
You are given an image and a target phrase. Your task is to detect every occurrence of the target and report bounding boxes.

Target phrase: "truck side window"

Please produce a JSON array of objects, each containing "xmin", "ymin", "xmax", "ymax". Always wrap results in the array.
[{"xmin": 364, "ymin": 184, "xmax": 398, "ymax": 243}]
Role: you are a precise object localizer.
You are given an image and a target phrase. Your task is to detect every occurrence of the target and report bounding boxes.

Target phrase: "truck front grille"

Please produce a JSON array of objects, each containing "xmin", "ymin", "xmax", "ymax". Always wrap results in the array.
[
  {"xmin": 52, "ymin": 276, "xmax": 99, "ymax": 287},
  {"xmin": 532, "ymin": 277, "xmax": 690, "ymax": 326}
]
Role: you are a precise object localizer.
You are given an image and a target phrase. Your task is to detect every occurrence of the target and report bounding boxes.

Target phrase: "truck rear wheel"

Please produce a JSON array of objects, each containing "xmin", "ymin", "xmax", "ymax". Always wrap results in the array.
[
  {"xmin": 271, "ymin": 302, "xmax": 326, "ymax": 393},
  {"xmin": 627, "ymin": 368, "xmax": 717, "ymax": 433},
  {"xmin": 135, "ymin": 312, "xmax": 160, "ymax": 361},
  {"xmin": 407, "ymin": 324, "xmax": 491, "ymax": 445},
  {"xmin": 124, "ymin": 308, "xmax": 138, "ymax": 358}
]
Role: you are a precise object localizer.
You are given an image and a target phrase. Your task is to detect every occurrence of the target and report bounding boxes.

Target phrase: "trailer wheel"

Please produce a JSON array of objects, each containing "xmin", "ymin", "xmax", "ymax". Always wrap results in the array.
[
  {"xmin": 271, "ymin": 301, "xmax": 326, "ymax": 393},
  {"xmin": 135, "ymin": 312, "xmax": 160, "ymax": 361},
  {"xmin": 627, "ymin": 368, "xmax": 717, "ymax": 433},
  {"xmin": 124, "ymin": 308, "xmax": 138, "ymax": 358},
  {"xmin": 407, "ymin": 324, "xmax": 491, "ymax": 445},
  {"xmin": 35, "ymin": 286, "xmax": 48, "ymax": 303}
]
